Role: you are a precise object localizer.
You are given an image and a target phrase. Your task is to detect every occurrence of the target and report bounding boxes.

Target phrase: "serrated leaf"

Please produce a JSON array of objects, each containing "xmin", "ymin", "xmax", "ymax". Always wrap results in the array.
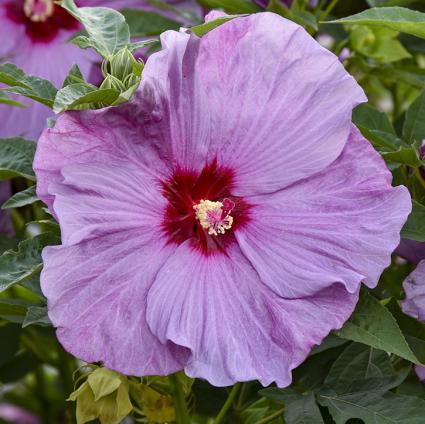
[
  {"xmin": 189, "ymin": 14, "xmax": 246, "ymax": 37},
  {"xmin": 330, "ymin": 7, "xmax": 425, "ymax": 40},
  {"xmin": 403, "ymin": 90, "xmax": 425, "ymax": 144},
  {"xmin": 337, "ymin": 290, "xmax": 420, "ymax": 365},
  {"xmin": 53, "ymin": 83, "xmax": 120, "ymax": 113},
  {"xmin": 318, "ymin": 391, "xmax": 425, "ymax": 424},
  {"xmin": 260, "ymin": 389, "xmax": 322, "ymax": 424},
  {"xmin": 62, "ymin": 0, "xmax": 130, "ymax": 59},
  {"xmin": 2, "ymin": 186, "xmax": 38, "ymax": 209},
  {"xmin": 23, "ymin": 306, "xmax": 51, "ymax": 328},
  {"xmin": 122, "ymin": 9, "xmax": 180, "ymax": 37},
  {"xmin": 0, "ymin": 63, "xmax": 57, "ymax": 107},
  {"xmin": 0, "ymin": 233, "xmax": 59, "ymax": 293},
  {"xmin": 401, "ymin": 199, "xmax": 425, "ymax": 242},
  {"xmin": 0, "ymin": 92, "xmax": 25, "ymax": 108},
  {"xmin": 0, "ymin": 138, "xmax": 36, "ymax": 181}
]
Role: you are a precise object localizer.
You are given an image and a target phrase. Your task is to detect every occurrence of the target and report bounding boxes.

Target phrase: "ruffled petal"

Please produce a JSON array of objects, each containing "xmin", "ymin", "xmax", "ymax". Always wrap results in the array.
[
  {"xmin": 235, "ymin": 126, "xmax": 411, "ymax": 298},
  {"xmin": 147, "ymin": 241, "xmax": 358, "ymax": 387},
  {"xmin": 34, "ymin": 97, "xmax": 169, "ymax": 213},
  {"xmin": 402, "ymin": 260, "xmax": 425, "ymax": 321},
  {"xmin": 42, "ymin": 230, "xmax": 189, "ymax": 375},
  {"xmin": 141, "ymin": 12, "xmax": 365, "ymax": 192}
]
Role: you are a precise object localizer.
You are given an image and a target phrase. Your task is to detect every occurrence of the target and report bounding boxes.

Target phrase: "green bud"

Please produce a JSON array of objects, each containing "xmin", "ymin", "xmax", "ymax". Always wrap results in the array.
[
  {"xmin": 99, "ymin": 74, "xmax": 126, "ymax": 92},
  {"xmin": 68, "ymin": 367, "xmax": 132, "ymax": 424},
  {"xmin": 109, "ymin": 47, "xmax": 138, "ymax": 81}
]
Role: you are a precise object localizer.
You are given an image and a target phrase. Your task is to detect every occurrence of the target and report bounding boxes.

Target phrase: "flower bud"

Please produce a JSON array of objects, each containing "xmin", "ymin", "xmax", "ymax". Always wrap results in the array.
[{"xmin": 68, "ymin": 367, "xmax": 132, "ymax": 424}]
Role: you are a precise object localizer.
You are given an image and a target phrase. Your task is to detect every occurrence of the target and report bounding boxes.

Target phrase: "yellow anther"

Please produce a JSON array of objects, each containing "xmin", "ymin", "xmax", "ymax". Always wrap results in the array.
[
  {"xmin": 193, "ymin": 199, "xmax": 234, "ymax": 236},
  {"xmin": 24, "ymin": 0, "xmax": 54, "ymax": 22}
]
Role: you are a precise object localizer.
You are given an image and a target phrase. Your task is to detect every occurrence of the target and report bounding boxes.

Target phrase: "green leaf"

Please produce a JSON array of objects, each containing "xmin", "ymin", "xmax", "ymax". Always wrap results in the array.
[
  {"xmin": 337, "ymin": 290, "xmax": 420, "ymax": 365},
  {"xmin": 330, "ymin": 7, "xmax": 425, "ymax": 40},
  {"xmin": 403, "ymin": 90, "xmax": 425, "ymax": 144},
  {"xmin": 353, "ymin": 103, "xmax": 396, "ymax": 135},
  {"xmin": 0, "ymin": 233, "xmax": 59, "ymax": 293},
  {"xmin": 260, "ymin": 389, "xmax": 322, "ymax": 424},
  {"xmin": 190, "ymin": 14, "xmax": 246, "ymax": 37},
  {"xmin": 350, "ymin": 25, "xmax": 411, "ymax": 63},
  {"xmin": 0, "ymin": 299, "xmax": 28, "ymax": 324},
  {"xmin": 62, "ymin": 64, "xmax": 86, "ymax": 87},
  {"xmin": 53, "ymin": 83, "xmax": 120, "ymax": 113},
  {"xmin": 0, "ymin": 92, "xmax": 25, "ymax": 108},
  {"xmin": 324, "ymin": 343, "xmax": 408, "ymax": 394},
  {"xmin": 2, "ymin": 186, "xmax": 38, "ymax": 209},
  {"xmin": 62, "ymin": 0, "xmax": 130, "ymax": 59},
  {"xmin": 381, "ymin": 143, "xmax": 422, "ymax": 166},
  {"xmin": 122, "ymin": 9, "xmax": 180, "ymax": 37},
  {"xmin": 387, "ymin": 299, "xmax": 425, "ymax": 363},
  {"xmin": 196, "ymin": 0, "xmax": 259, "ymax": 14},
  {"xmin": 23, "ymin": 306, "xmax": 51, "ymax": 328},
  {"xmin": 0, "ymin": 138, "xmax": 36, "ymax": 181},
  {"xmin": 401, "ymin": 199, "xmax": 425, "ymax": 242},
  {"xmin": 318, "ymin": 391, "xmax": 425, "ymax": 424},
  {"xmin": 0, "ymin": 63, "xmax": 57, "ymax": 107}
]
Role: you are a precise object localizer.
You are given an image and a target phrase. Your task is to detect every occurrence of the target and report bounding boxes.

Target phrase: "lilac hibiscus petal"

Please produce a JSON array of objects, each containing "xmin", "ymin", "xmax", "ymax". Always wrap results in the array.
[
  {"xmin": 42, "ymin": 230, "xmax": 189, "ymax": 375},
  {"xmin": 34, "ymin": 99, "xmax": 169, "ymax": 213},
  {"xmin": 236, "ymin": 126, "xmax": 411, "ymax": 298},
  {"xmin": 147, "ymin": 241, "xmax": 358, "ymax": 387},
  {"xmin": 402, "ymin": 260, "xmax": 425, "ymax": 321},
  {"xmin": 141, "ymin": 12, "xmax": 366, "ymax": 193}
]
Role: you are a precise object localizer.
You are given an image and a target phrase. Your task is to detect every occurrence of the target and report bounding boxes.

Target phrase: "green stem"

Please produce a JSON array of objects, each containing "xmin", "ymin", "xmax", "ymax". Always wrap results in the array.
[
  {"xmin": 213, "ymin": 383, "xmax": 241, "ymax": 424},
  {"xmin": 319, "ymin": 0, "xmax": 340, "ymax": 22},
  {"xmin": 170, "ymin": 373, "xmax": 190, "ymax": 424},
  {"xmin": 257, "ymin": 407, "xmax": 285, "ymax": 424},
  {"xmin": 236, "ymin": 382, "xmax": 247, "ymax": 410}
]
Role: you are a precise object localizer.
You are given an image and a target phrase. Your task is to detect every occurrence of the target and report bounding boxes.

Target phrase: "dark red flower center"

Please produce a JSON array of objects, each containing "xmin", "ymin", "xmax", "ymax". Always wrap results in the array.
[
  {"xmin": 4, "ymin": 0, "xmax": 79, "ymax": 44},
  {"xmin": 161, "ymin": 160, "xmax": 251, "ymax": 256}
]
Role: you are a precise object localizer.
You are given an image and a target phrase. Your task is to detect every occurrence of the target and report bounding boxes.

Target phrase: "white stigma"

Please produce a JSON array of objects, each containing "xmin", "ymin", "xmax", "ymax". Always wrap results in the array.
[
  {"xmin": 24, "ymin": 0, "xmax": 54, "ymax": 22},
  {"xmin": 193, "ymin": 199, "xmax": 234, "ymax": 236}
]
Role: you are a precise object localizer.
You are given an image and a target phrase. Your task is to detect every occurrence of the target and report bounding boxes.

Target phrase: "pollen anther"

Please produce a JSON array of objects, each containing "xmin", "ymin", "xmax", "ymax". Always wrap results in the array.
[
  {"xmin": 24, "ymin": 0, "xmax": 54, "ymax": 22},
  {"xmin": 193, "ymin": 199, "xmax": 235, "ymax": 236}
]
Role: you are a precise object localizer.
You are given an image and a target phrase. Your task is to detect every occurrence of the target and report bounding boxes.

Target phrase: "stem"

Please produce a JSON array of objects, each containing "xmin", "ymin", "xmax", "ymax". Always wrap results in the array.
[
  {"xmin": 213, "ymin": 383, "xmax": 241, "ymax": 424},
  {"xmin": 236, "ymin": 382, "xmax": 247, "ymax": 410},
  {"xmin": 169, "ymin": 373, "xmax": 190, "ymax": 424},
  {"xmin": 257, "ymin": 408, "xmax": 285, "ymax": 424},
  {"xmin": 319, "ymin": 0, "xmax": 340, "ymax": 22}
]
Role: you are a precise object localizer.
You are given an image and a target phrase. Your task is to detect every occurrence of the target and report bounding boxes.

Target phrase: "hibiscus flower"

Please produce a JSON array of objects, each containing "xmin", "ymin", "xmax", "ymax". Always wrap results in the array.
[
  {"xmin": 0, "ymin": 0, "xmax": 200, "ymax": 139},
  {"xmin": 34, "ymin": 12, "xmax": 411, "ymax": 387}
]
